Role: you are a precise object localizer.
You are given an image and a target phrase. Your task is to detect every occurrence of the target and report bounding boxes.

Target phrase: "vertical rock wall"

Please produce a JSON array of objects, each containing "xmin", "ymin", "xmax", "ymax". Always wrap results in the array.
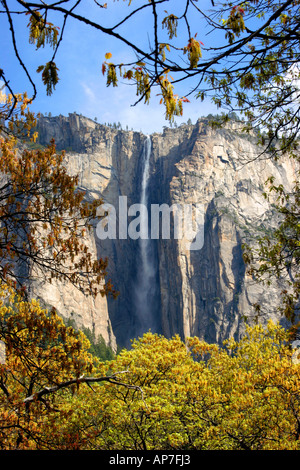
[{"xmin": 34, "ymin": 114, "xmax": 297, "ymax": 348}]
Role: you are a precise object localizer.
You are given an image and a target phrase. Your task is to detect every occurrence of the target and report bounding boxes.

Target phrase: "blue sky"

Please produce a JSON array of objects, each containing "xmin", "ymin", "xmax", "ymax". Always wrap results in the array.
[{"xmin": 1, "ymin": 0, "xmax": 221, "ymax": 134}]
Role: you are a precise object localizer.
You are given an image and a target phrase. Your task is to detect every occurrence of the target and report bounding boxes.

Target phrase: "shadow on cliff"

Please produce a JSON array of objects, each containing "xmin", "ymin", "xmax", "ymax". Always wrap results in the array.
[
  {"xmin": 93, "ymin": 131, "xmax": 164, "ymax": 349},
  {"xmin": 101, "ymin": 125, "xmax": 205, "ymax": 348},
  {"xmin": 189, "ymin": 198, "xmax": 246, "ymax": 345},
  {"xmin": 38, "ymin": 116, "xmax": 248, "ymax": 349},
  {"xmin": 148, "ymin": 124, "xmax": 203, "ymax": 341}
]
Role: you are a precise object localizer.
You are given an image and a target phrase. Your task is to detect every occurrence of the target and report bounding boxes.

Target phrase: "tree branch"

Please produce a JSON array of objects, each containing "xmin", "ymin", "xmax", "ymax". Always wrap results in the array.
[
  {"xmin": 2, "ymin": 0, "xmax": 37, "ymax": 103},
  {"xmin": 23, "ymin": 371, "xmax": 143, "ymax": 404}
]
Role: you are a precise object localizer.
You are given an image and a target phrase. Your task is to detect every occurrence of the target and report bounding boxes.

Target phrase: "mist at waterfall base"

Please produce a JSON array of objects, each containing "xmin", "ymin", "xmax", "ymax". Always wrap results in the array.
[{"xmin": 133, "ymin": 136, "xmax": 162, "ymax": 339}]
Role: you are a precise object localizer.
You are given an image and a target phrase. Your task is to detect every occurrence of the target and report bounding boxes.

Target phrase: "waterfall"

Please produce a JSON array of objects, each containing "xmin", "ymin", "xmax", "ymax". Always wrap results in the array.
[
  {"xmin": 140, "ymin": 136, "xmax": 152, "ymax": 271},
  {"xmin": 134, "ymin": 135, "xmax": 159, "ymax": 336}
]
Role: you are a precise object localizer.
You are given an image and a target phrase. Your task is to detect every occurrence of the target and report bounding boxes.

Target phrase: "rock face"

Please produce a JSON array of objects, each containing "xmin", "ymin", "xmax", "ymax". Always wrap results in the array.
[{"xmin": 35, "ymin": 114, "xmax": 297, "ymax": 349}]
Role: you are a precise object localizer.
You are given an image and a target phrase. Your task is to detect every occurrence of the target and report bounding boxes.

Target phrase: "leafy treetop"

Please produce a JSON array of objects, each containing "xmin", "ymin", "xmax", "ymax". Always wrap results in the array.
[{"xmin": 2, "ymin": 317, "xmax": 298, "ymax": 450}]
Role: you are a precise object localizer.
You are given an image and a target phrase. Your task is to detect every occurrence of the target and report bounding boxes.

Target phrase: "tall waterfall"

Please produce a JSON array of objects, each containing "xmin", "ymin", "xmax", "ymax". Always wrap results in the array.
[
  {"xmin": 140, "ymin": 136, "xmax": 152, "ymax": 269},
  {"xmin": 134, "ymin": 135, "xmax": 160, "ymax": 336}
]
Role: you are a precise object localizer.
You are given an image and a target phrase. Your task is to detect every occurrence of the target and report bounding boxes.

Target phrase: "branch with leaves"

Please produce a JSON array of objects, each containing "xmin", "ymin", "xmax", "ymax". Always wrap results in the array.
[
  {"xmin": 0, "ymin": 284, "xmax": 137, "ymax": 448},
  {"xmin": 243, "ymin": 169, "xmax": 300, "ymax": 326},
  {"xmin": 23, "ymin": 371, "xmax": 143, "ymax": 405},
  {"xmin": 0, "ymin": 94, "xmax": 117, "ymax": 298},
  {"xmin": 0, "ymin": 0, "xmax": 298, "ymax": 151}
]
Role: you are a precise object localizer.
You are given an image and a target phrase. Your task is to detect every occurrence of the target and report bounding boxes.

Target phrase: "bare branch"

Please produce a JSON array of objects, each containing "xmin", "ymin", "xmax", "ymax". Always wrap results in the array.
[{"xmin": 2, "ymin": 0, "xmax": 37, "ymax": 103}]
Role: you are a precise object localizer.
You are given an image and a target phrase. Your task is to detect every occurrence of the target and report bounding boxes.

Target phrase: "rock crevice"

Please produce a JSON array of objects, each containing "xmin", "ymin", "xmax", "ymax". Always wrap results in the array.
[{"xmin": 33, "ymin": 114, "xmax": 297, "ymax": 349}]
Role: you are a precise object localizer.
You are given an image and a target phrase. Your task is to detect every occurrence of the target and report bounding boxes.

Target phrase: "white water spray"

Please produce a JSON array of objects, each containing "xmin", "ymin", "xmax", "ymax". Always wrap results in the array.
[
  {"xmin": 134, "ymin": 136, "xmax": 157, "ymax": 334},
  {"xmin": 140, "ymin": 136, "xmax": 152, "ymax": 267}
]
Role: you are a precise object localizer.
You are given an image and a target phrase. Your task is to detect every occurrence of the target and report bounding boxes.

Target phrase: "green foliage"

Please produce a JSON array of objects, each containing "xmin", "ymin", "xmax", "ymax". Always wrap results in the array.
[
  {"xmin": 243, "ymin": 168, "xmax": 300, "ymax": 326},
  {"xmin": 61, "ymin": 316, "xmax": 115, "ymax": 361},
  {"xmin": 81, "ymin": 327, "xmax": 115, "ymax": 361},
  {"xmin": 27, "ymin": 11, "xmax": 59, "ymax": 50},
  {"xmin": 37, "ymin": 62, "xmax": 59, "ymax": 96},
  {"xmin": 54, "ymin": 324, "xmax": 300, "ymax": 450},
  {"xmin": 1, "ymin": 287, "xmax": 299, "ymax": 450}
]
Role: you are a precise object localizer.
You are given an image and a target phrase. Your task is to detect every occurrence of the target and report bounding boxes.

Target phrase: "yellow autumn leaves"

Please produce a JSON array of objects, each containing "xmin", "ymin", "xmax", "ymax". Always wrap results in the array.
[
  {"xmin": 0, "ymin": 93, "xmax": 115, "ymax": 299},
  {"xmin": 27, "ymin": 11, "xmax": 60, "ymax": 96},
  {"xmin": 1, "ymin": 281, "xmax": 298, "ymax": 450},
  {"xmin": 63, "ymin": 323, "xmax": 300, "ymax": 450},
  {"xmin": 0, "ymin": 282, "xmax": 97, "ymax": 449},
  {"xmin": 0, "ymin": 90, "xmax": 37, "ymax": 139}
]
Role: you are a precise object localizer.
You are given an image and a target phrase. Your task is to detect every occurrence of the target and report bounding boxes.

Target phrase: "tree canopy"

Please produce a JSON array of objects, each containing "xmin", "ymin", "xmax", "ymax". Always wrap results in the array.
[
  {"xmin": 0, "ymin": 282, "xmax": 136, "ymax": 449},
  {"xmin": 74, "ymin": 324, "xmax": 300, "ymax": 450},
  {"xmin": 1, "ymin": 305, "xmax": 299, "ymax": 450}
]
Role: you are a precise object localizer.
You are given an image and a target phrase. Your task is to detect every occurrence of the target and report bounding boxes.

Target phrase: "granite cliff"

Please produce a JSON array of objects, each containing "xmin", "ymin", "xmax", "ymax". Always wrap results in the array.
[{"xmin": 33, "ymin": 113, "xmax": 297, "ymax": 349}]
